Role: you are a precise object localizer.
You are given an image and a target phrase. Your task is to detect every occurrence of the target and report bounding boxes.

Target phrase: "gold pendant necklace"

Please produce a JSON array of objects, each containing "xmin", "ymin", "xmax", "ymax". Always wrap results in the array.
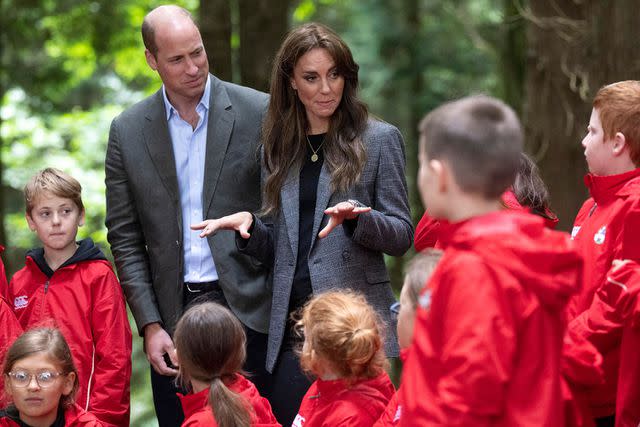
[{"xmin": 306, "ymin": 135, "xmax": 325, "ymax": 162}]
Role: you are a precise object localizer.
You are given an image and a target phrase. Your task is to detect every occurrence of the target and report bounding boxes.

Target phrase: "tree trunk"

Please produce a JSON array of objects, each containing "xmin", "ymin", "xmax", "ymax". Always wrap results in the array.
[
  {"xmin": 238, "ymin": 0, "xmax": 290, "ymax": 92},
  {"xmin": 199, "ymin": 0, "xmax": 232, "ymax": 81},
  {"xmin": 500, "ymin": 0, "xmax": 526, "ymax": 114},
  {"xmin": 522, "ymin": 0, "xmax": 640, "ymax": 230}
]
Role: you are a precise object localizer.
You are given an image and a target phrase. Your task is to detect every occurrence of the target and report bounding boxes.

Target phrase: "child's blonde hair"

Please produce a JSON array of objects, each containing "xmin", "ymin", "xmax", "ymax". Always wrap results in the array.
[
  {"xmin": 173, "ymin": 302, "xmax": 251, "ymax": 427},
  {"xmin": 2, "ymin": 328, "xmax": 79, "ymax": 408},
  {"xmin": 403, "ymin": 249, "xmax": 443, "ymax": 308},
  {"xmin": 593, "ymin": 80, "xmax": 640, "ymax": 167},
  {"xmin": 24, "ymin": 168, "xmax": 84, "ymax": 214},
  {"xmin": 297, "ymin": 291, "xmax": 387, "ymax": 382}
]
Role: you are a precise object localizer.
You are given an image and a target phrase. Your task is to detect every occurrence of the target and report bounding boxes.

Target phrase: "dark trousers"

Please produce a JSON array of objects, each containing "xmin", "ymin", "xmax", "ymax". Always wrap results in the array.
[
  {"xmin": 150, "ymin": 283, "xmax": 271, "ymax": 427},
  {"xmin": 267, "ymin": 336, "xmax": 312, "ymax": 427},
  {"xmin": 595, "ymin": 415, "xmax": 615, "ymax": 427}
]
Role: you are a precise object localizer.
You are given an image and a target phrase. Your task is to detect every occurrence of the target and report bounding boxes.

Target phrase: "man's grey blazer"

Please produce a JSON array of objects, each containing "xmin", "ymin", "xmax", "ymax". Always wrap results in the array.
[
  {"xmin": 105, "ymin": 74, "xmax": 271, "ymax": 335},
  {"xmin": 242, "ymin": 119, "xmax": 414, "ymax": 372}
]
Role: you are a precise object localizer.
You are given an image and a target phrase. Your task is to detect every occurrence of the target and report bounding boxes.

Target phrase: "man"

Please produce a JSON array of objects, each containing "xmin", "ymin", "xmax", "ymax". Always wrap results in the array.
[{"xmin": 105, "ymin": 5, "xmax": 270, "ymax": 426}]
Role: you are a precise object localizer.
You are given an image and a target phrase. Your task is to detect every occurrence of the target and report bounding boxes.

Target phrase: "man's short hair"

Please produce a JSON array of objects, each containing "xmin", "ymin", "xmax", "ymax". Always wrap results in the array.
[
  {"xmin": 141, "ymin": 5, "xmax": 196, "ymax": 58},
  {"xmin": 24, "ymin": 168, "xmax": 84, "ymax": 214},
  {"xmin": 593, "ymin": 80, "xmax": 640, "ymax": 167},
  {"xmin": 419, "ymin": 95, "xmax": 523, "ymax": 199}
]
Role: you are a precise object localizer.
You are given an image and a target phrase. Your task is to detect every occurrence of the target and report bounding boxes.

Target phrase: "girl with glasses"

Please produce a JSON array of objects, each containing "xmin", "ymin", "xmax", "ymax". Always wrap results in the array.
[{"xmin": 1, "ymin": 328, "xmax": 103, "ymax": 426}]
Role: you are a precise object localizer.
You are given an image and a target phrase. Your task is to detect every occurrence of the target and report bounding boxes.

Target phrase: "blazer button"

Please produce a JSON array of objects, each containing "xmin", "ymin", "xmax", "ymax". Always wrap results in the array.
[{"xmin": 342, "ymin": 250, "xmax": 351, "ymax": 261}]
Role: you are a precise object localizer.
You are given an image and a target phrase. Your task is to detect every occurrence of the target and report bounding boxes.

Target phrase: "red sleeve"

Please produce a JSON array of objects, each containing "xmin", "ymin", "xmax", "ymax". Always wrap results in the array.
[
  {"xmin": 88, "ymin": 268, "xmax": 133, "ymax": 427},
  {"xmin": 401, "ymin": 256, "xmax": 515, "ymax": 426},
  {"xmin": 0, "ymin": 298, "xmax": 22, "ymax": 407},
  {"xmin": 0, "ymin": 247, "xmax": 8, "ymax": 301},
  {"xmin": 414, "ymin": 212, "xmax": 441, "ymax": 251},
  {"xmin": 567, "ymin": 260, "xmax": 640, "ymax": 357}
]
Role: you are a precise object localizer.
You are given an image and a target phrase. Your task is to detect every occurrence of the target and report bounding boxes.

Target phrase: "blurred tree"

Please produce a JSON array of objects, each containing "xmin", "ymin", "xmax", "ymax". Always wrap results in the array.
[
  {"xmin": 200, "ymin": 0, "xmax": 291, "ymax": 91},
  {"xmin": 522, "ymin": 0, "xmax": 640, "ymax": 230}
]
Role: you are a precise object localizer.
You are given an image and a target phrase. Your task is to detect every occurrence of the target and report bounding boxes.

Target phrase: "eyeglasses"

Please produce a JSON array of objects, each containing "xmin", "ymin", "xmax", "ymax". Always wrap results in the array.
[
  {"xmin": 390, "ymin": 301, "xmax": 400, "ymax": 318},
  {"xmin": 7, "ymin": 370, "xmax": 64, "ymax": 388}
]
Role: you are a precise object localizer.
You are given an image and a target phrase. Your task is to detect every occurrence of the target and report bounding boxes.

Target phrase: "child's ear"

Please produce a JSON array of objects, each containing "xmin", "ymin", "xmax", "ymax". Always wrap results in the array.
[
  {"xmin": 4, "ymin": 375, "xmax": 13, "ymax": 400},
  {"xmin": 25, "ymin": 212, "xmax": 37, "ymax": 232},
  {"xmin": 612, "ymin": 131, "xmax": 627, "ymax": 156},
  {"xmin": 61, "ymin": 372, "xmax": 76, "ymax": 396},
  {"xmin": 429, "ymin": 159, "xmax": 448, "ymax": 193},
  {"xmin": 78, "ymin": 209, "xmax": 85, "ymax": 227}
]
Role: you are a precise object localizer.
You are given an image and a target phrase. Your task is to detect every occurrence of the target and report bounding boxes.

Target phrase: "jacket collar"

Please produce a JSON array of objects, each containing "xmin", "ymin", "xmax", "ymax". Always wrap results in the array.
[{"xmin": 584, "ymin": 168, "xmax": 640, "ymax": 203}]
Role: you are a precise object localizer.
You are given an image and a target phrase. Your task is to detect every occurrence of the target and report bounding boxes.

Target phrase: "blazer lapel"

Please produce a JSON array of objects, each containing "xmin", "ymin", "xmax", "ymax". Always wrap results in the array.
[
  {"xmin": 204, "ymin": 75, "xmax": 234, "ymax": 213},
  {"xmin": 143, "ymin": 91, "xmax": 179, "ymax": 202},
  {"xmin": 310, "ymin": 162, "xmax": 332, "ymax": 250},
  {"xmin": 281, "ymin": 168, "xmax": 300, "ymax": 257}
]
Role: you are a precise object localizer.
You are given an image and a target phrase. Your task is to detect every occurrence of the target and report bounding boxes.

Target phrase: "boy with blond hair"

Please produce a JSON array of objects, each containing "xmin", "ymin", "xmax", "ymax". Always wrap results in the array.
[
  {"xmin": 401, "ymin": 96, "xmax": 583, "ymax": 426},
  {"xmin": 5, "ymin": 168, "xmax": 131, "ymax": 427},
  {"xmin": 566, "ymin": 81, "xmax": 640, "ymax": 426}
]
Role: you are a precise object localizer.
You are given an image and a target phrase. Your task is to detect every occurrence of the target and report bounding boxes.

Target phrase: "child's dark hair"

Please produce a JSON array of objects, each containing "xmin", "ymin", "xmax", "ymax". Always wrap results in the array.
[
  {"xmin": 2, "ymin": 328, "xmax": 79, "ymax": 408},
  {"xmin": 297, "ymin": 290, "xmax": 387, "ymax": 382},
  {"xmin": 419, "ymin": 95, "xmax": 522, "ymax": 199},
  {"xmin": 174, "ymin": 302, "xmax": 251, "ymax": 427},
  {"xmin": 511, "ymin": 152, "xmax": 557, "ymax": 222}
]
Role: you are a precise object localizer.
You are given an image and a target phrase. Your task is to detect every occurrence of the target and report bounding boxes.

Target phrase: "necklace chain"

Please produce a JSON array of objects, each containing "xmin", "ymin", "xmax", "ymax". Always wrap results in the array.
[{"xmin": 306, "ymin": 135, "xmax": 325, "ymax": 162}]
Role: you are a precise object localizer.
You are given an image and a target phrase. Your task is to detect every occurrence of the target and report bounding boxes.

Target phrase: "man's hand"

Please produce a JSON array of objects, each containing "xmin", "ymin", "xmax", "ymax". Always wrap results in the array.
[
  {"xmin": 144, "ymin": 323, "xmax": 178, "ymax": 376},
  {"xmin": 191, "ymin": 211, "xmax": 254, "ymax": 239},
  {"xmin": 318, "ymin": 201, "xmax": 371, "ymax": 238}
]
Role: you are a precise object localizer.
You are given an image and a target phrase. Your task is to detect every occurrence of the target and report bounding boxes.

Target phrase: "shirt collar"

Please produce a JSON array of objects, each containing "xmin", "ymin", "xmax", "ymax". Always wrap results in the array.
[{"xmin": 162, "ymin": 74, "xmax": 211, "ymax": 121}]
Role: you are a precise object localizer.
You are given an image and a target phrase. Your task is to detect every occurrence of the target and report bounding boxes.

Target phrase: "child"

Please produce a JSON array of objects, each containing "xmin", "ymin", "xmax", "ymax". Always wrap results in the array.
[
  {"xmin": 173, "ymin": 302, "xmax": 280, "ymax": 427},
  {"xmin": 292, "ymin": 291, "xmax": 395, "ymax": 427},
  {"xmin": 6, "ymin": 168, "xmax": 131, "ymax": 427},
  {"xmin": 1, "ymin": 327, "xmax": 103, "ymax": 426},
  {"xmin": 566, "ymin": 81, "xmax": 640, "ymax": 426},
  {"xmin": 401, "ymin": 95, "xmax": 583, "ymax": 426},
  {"xmin": 414, "ymin": 152, "xmax": 558, "ymax": 251},
  {"xmin": 375, "ymin": 250, "xmax": 443, "ymax": 427}
]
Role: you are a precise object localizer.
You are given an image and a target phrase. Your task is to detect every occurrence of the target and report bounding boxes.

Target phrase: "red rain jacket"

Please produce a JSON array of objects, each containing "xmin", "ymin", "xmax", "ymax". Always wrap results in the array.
[
  {"xmin": 0, "ymin": 404, "xmax": 104, "ymax": 426},
  {"xmin": 414, "ymin": 190, "xmax": 558, "ymax": 252},
  {"xmin": 6, "ymin": 239, "xmax": 132, "ymax": 427},
  {"xmin": 293, "ymin": 372, "xmax": 395, "ymax": 427},
  {"xmin": 0, "ymin": 296, "xmax": 22, "ymax": 407},
  {"xmin": 567, "ymin": 169, "xmax": 640, "ymax": 418},
  {"xmin": 178, "ymin": 374, "xmax": 280, "ymax": 426},
  {"xmin": 401, "ymin": 210, "xmax": 582, "ymax": 427},
  {"xmin": 373, "ymin": 349, "xmax": 410, "ymax": 427}
]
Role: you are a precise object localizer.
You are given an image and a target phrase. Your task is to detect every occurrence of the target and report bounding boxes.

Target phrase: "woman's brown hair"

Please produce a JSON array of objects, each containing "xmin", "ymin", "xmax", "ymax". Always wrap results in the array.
[
  {"xmin": 174, "ymin": 302, "xmax": 251, "ymax": 427},
  {"xmin": 2, "ymin": 328, "xmax": 79, "ymax": 408},
  {"xmin": 261, "ymin": 22, "xmax": 368, "ymax": 215},
  {"xmin": 296, "ymin": 290, "xmax": 387, "ymax": 383}
]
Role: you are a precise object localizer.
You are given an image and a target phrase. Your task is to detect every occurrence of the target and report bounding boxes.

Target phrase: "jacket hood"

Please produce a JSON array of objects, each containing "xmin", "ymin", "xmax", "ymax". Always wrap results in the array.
[
  {"xmin": 444, "ymin": 210, "xmax": 582, "ymax": 310},
  {"xmin": 27, "ymin": 238, "xmax": 108, "ymax": 278}
]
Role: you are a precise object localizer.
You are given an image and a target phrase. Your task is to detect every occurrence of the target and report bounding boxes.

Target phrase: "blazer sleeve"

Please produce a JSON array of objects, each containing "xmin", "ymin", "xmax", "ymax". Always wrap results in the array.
[
  {"xmin": 105, "ymin": 117, "xmax": 161, "ymax": 333},
  {"xmin": 347, "ymin": 124, "xmax": 413, "ymax": 256},
  {"xmin": 237, "ymin": 215, "xmax": 275, "ymax": 268}
]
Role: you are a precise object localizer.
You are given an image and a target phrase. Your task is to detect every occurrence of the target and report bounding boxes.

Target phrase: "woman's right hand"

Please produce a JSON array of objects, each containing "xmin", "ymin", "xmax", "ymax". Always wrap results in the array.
[{"xmin": 191, "ymin": 211, "xmax": 254, "ymax": 239}]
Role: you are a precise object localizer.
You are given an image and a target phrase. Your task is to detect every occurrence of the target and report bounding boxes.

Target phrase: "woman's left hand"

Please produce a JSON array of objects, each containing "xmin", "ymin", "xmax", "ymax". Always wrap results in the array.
[{"xmin": 318, "ymin": 201, "xmax": 371, "ymax": 238}]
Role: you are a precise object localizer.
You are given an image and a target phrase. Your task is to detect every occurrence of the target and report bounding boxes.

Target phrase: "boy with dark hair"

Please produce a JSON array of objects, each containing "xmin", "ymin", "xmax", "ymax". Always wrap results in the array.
[
  {"xmin": 401, "ymin": 95, "xmax": 583, "ymax": 426},
  {"xmin": 6, "ymin": 168, "xmax": 132, "ymax": 427},
  {"xmin": 566, "ymin": 80, "xmax": 640, "ymax": 426}
]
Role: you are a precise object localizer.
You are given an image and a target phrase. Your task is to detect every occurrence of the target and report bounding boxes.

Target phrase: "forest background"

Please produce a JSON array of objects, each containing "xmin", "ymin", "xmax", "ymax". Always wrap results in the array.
[{"xmin": 1, "ymin": 0, "xmax": 638, "ymax": 425}]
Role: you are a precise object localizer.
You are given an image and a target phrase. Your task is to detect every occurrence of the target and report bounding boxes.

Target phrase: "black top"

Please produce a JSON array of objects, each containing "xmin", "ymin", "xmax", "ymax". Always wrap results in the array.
[
  {"xmin": 0, "ymin": 405, "xmax": 65, "ymax": 427},
  {"xmin": 284, "ymin": 133, "xmax": 325, "ymax": 344}
]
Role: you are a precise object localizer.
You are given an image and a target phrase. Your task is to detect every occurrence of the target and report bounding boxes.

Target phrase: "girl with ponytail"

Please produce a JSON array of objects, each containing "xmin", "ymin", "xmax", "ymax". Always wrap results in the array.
[
  {"xmin": 292, "ymin": 291, "xmax": 394, "ymax": 427},
  {"xmin": 174, "ymin": 302, "xmax": 280, "ymax": 427}
]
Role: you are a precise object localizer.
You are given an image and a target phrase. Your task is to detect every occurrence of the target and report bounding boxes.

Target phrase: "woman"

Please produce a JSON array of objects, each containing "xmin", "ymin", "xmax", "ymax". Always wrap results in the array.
[{"xmin": 194, "ymin": 22, "xmax": 412, "ymax": 425}]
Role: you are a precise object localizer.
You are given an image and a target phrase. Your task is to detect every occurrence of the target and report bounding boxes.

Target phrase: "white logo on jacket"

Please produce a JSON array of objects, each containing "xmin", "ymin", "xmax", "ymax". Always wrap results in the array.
[
  {"xmin": 571, "ymin": 226, "xmax": 581, "ymax": 239},
  {"xmin": 419, "ymin": 290, "xmax": 432, "ymax": 310},
  {"xmin": 292, "ymin": 414, "xmax": 305, "ymax": 427},
  {"xmin": 594, "ymin": 225, "xmax": 607, "ymax": 245},
  {"xmin": 14, "ymin": 295, "xmax": 28, "ymax": 310}
]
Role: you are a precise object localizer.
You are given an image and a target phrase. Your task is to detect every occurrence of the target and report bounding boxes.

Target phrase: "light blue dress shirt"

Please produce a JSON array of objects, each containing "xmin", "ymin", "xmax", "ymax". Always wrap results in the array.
[{"xmin": 162, "ymin": 76, "xmax": 218, "ymax": 283}]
